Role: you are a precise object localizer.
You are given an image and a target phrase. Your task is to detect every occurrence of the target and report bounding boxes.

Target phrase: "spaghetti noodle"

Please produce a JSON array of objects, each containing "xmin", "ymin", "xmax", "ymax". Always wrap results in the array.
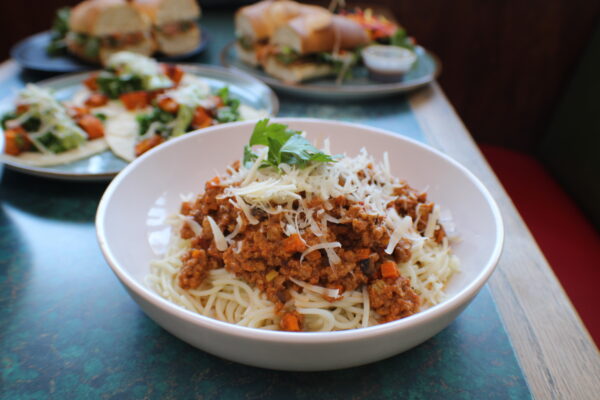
[{"xmin": 147, "ymin": 124, "xmax": 460, "ymax": 332}]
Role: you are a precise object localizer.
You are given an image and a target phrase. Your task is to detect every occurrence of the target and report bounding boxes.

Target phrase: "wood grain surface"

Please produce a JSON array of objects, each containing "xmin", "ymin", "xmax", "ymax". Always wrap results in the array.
[{"xmin": 410, "ymin": 82, "xmax": 600, "ymax": 400}]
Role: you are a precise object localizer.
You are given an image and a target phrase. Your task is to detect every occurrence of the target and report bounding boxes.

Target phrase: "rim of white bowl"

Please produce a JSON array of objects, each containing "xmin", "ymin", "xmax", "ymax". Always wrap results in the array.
[{"xmin": 96, "ymin": 118, "xmax": 504, "ymax": 344}]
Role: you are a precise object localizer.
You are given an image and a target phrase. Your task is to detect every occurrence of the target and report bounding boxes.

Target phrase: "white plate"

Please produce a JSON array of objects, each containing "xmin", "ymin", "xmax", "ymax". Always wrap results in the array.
[
  {"xmin": 96, "ymin": 118, "xmax": 503, "ymax": 370},
  {"xmin": 0, "ymin": 64, "xmax": 279, "ymax": 181},
  {"xmin": 220, "ymin": 41, "xmax": 441, "ymax": 100}
]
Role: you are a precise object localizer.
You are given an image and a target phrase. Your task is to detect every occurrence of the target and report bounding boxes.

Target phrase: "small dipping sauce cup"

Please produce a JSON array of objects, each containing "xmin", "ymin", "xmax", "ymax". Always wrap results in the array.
[{"xmin": 362, "ymin": 45, "xmax": 417, "ymax": 82}]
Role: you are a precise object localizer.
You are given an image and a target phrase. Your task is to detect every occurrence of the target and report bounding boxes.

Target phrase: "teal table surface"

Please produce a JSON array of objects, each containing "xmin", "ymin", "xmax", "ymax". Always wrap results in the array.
[{"xmin": 1, "ymin": 9, "xmax": 531, "ymax": 400}]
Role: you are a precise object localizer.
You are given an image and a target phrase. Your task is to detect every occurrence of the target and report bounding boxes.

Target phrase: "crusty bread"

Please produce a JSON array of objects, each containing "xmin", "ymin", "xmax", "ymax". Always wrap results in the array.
[
  {"xmin": 154, "ymin": 23, "xmax": 201, "ymax": 55},
  {"xmin": 272, "ymin": 14, "xmax": 370, "ymax": 55},
  {"xmin": 134, "ymin": 0, "xmax": 201, "ymax": 25},
  {"xmin": 235, "ymin": 0, "xmax": 328, "ymax": 42},
  {"xmin": 263, "ymin": 55, "xmax": 334, "ymax": 83},
  {"xmin": 69, "ymin": 0, "xmax": 150, "ymax": 36}
]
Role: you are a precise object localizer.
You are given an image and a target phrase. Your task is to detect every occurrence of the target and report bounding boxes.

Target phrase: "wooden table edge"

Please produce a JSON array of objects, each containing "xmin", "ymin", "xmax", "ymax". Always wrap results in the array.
[{"xmin": 409, "ymin": 81, "xmax": 600, "ymax": 399}]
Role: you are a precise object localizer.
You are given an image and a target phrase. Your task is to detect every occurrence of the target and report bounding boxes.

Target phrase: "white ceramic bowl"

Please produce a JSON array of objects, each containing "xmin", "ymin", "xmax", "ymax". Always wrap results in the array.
[{"xmin": 96, "ymin": 118, "xmax": 503, "ymax": 371}]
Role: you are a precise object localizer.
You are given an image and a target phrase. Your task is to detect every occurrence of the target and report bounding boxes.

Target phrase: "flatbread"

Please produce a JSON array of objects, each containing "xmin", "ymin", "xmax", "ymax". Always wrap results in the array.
[
  {"xmin": 71, "ymin": 88, "xmax": 140, "ymax": 162},
  {"xmin": 101, "ymin": 104, "xmax": 139, "ymax": 162},
  {"xmin": 2, "ymin": 137, "xmax": 108, "ymax": 167}
]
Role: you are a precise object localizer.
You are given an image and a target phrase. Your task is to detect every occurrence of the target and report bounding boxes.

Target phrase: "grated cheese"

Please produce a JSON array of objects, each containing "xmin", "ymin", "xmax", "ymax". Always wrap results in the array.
[
  {"xmin": 289, "ymin": 277, "xmax": 341, "ymax": 299},
  {"xmin": 206, "ymin": 215, "xmax": 228, "ymax": 251}
]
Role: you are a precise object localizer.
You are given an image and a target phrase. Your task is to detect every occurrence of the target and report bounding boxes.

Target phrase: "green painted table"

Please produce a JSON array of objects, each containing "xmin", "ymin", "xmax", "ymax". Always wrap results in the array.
[{"xmin": 2, "ymin": 9, "xmax": 599, "ymax": 400}]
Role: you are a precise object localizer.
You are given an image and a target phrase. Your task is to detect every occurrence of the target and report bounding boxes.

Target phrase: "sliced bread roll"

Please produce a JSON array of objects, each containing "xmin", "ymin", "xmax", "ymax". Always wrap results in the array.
[
  {"xmin": 262, "ymin": 55, "xmax": 334, "ymax": 83},
  {"xmin": 272, "ymin": 14, "xmax": 370, "ymax": 55},
  {"xmin": 67, "ymin": 0, "xmax": 154, "ymax": 64},
  {"xmin": 134, "ymin": 0, "xmax": 200, "ymax": 26},
  {"xmin": 134, "ymin": 0, "xmax": 202, "ymax": 55}
]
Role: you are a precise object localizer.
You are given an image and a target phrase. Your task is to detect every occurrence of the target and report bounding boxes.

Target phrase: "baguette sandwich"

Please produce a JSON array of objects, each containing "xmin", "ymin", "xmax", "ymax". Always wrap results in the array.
[
  {"xmin": 133, "ymin": 0, "xmax": 202, "ymax": 56},
  {"xmin": 234, "ymin": 0, "xmax": 329, "ymax": 66},
  {"xmin": 66, "ymin": 0, "xmax": 155, "ymax": 64},
  {"xmin": 264, "ymin": 14, "xmax": 370, "ymax": 83}
]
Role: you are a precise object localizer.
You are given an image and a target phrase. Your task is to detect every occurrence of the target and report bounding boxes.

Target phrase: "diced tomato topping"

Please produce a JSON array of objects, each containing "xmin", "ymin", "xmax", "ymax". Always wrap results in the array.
[
  {"xmin": 191, "ymin": 107, "xmax": 213, "ymax": 129},
  {"xmin": 162, "ymin": 64, "xmax": 185, "ymax": 85},
  {"xmin": 83, "ymin": 73, "xmax": 99, "ymax": 91},
  {"xmin": 135, "ymin": 135, "xmax": 164, "ymax": 156},
  {"xmin": 84, "ymin": 93, "xmax": 109, "ymax": 108},
  {"xmin": 157, "ymin": 97, "xmax": 179, "ymax": 113},
  {"xmin": 16, "ymin": 104, "xmax": 29, "ymax": 114},
  {"xmin": 119, "ymin": 91, "xmax": 150, "ymax": 110},
  {"xmin": 4, "ymin": 127, "xmax": 32, "ymax": 156},
  {"xmin": 77, "ymin": 114, "xmax": 104, "ymax": 139}
]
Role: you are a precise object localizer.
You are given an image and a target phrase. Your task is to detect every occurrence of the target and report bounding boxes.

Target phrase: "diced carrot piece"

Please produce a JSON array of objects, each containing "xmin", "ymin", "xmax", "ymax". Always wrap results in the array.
[
  {"xmin": 157, "ymin": 97, "xmax": 179, "ymax": 113},
  {"xmin": 356, "ymin": 248, "xmax": 371, "ymax": 260},
  {"xmin": 83, "ymin": 73, "xmax": 99, "ymax": 91},
  {"xmin": 135, "ymin": 135, "xmax": 164, "ymax": 156},
  {"xmin": 119, "ymin": 91, "xmax": 150, "ymax": 110},
  {"xmin": 381, "ymin": 261, "xmax": 399, "ymax": 279},
  {"xmin": 84, "ymin": 93, "xmax": 109, "ymax": 108},
  {"xmin": 162, "ymin": 64, "xmax": 185, "ymax": 85},
  {"xmin": 180, "ymin": 201, "xmax": 192, "ymax": 215},
  {"xmin": 205, "ymin": 176, "xmax": 220, "ymax": 188},
  {"xmin": 77, "ymin": 114, "xmax": 104, "ymax": 139},
  {"xmin": 280, "ymin": 312, "xmax": 301, "ymax": 332},
  {"xmin": 192, "ymin": 106, "xmax": 213, "ymax": 129},
  {"xmin": 283, "ymin": 234, "xmax": 307, "ymax": 253}
]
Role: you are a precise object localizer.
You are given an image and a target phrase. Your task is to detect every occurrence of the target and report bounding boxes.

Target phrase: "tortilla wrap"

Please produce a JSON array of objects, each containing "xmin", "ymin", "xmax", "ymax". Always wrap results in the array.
[
  {"xmin": 71, "ymin": 88, "xmax": 140, "ymax": 162},
  {"xmin": 2, "ymin": 137, "xmax": 108, "ymax": 167}
]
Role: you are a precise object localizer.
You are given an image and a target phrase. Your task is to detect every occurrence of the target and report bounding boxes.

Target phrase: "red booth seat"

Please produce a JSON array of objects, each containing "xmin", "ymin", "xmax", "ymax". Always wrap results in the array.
[{"xmin": 480, "ymin": 144, "xmax": 600, "ymax": 346}]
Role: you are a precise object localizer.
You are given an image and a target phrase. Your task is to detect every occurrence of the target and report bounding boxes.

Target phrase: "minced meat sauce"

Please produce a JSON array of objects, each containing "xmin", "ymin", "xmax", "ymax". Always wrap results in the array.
[{"xmin": 177, "ymin": 169, "xmax": 445, "ymax": 331}]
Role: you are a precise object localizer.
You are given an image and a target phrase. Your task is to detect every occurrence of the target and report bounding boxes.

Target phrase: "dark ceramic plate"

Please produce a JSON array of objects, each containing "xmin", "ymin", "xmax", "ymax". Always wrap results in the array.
[
  {"xmin": 11, "ymin": 25, "xmax": 209, "ymax": 73},
  {"xmin": 220, "ymin": 41, "xmax": 441, "ymax": 100}
]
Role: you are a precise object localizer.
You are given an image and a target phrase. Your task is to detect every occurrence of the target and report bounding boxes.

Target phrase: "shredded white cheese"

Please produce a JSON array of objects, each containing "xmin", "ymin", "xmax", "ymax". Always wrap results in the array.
[
  {"xmin": 289, "ymin": 277, "xmax": 341, "ymax": 299},
  {"xmin": 206, "ymin": 215, "xmax": 228, "ymax": 251}
]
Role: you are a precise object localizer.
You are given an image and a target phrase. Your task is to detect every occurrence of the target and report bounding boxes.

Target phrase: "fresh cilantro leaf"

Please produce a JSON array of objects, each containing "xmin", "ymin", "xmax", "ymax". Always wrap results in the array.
[
  {"xmin": 244, "ymin": 119, "xmax": 338, "ymax": 171},
  {"xmin": 280, "ymin": 134, "xmax": 336, "ymax": 167},
  {"xmin": 249, "ymin": 120, "xmax": 297, "ymax": 147},
  {"xmin": 243, "ymin": 145, "xmax": 258, "ymax": 167},
  {"xmin": 215, "ymin": 86, "xmax": 241, "ymax": 122}
]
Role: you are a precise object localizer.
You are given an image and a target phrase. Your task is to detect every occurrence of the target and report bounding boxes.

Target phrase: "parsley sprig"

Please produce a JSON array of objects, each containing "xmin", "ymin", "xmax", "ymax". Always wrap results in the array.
[{"xmin": 243, "ymin": 119, "xmax": 338, "ymax": 170}]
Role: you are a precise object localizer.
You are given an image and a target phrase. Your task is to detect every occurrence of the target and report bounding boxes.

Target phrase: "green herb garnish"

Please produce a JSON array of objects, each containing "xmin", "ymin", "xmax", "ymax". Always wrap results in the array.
[
  {"xmin": 390, "ymin": 28, "xmax": 415, "ymax": 51},
  {"xmin": 243, "ymin": 119, "xmax": 337, "ymax": 170},
  {"xmin": 215, "ymin": 86, "xmax": 241, "ymax": 123},
  {"xmin": 96, "ymin": 71, "xmax": 144, "ymax": 99},
  {"xmin": 136, "ymin": 107, "xmax": 176, "ymax": 136},
  {"xmin": 47, "ymin": 7, "xmax": 70, "ymax": 56},
  {"xmin": 1, "ymin": 112, "xmax": 17, "ymax": 129}
]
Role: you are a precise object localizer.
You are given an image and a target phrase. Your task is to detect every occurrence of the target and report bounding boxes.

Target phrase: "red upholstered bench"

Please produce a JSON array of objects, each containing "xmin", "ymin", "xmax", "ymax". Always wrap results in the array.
[{"xmin": 480, "ymin": 144, "xmax": 600, "ymax": 346}]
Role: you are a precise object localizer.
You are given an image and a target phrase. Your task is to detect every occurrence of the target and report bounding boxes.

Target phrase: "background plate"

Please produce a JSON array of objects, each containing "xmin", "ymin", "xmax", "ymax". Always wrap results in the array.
[
  {"xmin": 11, "ymin": 25, "xmax": 209, "ymax": 73},
  {"xmin": 220, "ymin": 41, "xmax": 441, "ymax": 100},
  {"xmin": 0, "ymin": 64, "xmax": 279, "ymax": 181}
]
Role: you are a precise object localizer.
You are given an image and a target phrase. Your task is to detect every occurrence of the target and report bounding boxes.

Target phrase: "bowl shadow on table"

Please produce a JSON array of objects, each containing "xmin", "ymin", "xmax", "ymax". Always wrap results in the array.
[{"xmin": 0, "ymin": 169, "xmax": 108, "ymax": 223}]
